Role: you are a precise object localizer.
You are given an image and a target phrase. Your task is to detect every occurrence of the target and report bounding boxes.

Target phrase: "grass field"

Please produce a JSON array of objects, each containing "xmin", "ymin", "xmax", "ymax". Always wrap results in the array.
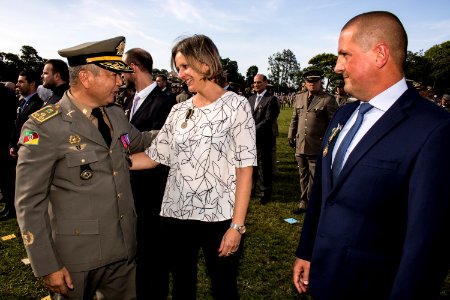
[{"xmin": 1, "ymin": 107, "xmax": 449, "ymax": 299}]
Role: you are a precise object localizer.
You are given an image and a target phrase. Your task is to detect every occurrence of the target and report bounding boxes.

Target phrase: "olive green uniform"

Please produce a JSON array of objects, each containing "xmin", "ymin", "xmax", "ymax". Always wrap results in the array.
[{"xmin": 15, "ymin": 93, "xmax": 154, "ymax": 278}]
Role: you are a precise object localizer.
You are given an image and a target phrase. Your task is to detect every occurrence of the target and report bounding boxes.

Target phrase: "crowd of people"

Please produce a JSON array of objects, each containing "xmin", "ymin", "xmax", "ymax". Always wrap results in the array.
[{"xmin": 0, "ymin": 10, "xmax": 449, "ymax": 300}]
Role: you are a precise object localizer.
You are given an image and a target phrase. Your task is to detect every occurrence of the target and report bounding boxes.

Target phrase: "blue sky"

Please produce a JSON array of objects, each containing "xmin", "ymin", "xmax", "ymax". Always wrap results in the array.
[{"xmin": 1, "ymin": 0, "xmax": 449, "ymax": 76}]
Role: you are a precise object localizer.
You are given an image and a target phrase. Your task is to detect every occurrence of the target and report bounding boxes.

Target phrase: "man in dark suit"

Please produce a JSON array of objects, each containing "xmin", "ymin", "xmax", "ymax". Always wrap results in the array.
[
  {"xmin": 122, "ymin": 48, "xmax": 176, "ymax": 299},
  {"xmin": 293, "ymin": 11, "xmax": 450, "ymax": 300},
  {"xmin": 248, "ymin": 74, "xmax": 279, "ymax": 204},
  {"xmin": 10, "ymin": 69, "xmax": 43, "ymax": 159},
  {"xmin": 288, "ymin": 69, "xmax": 337, "ymax": 214},
  {"xmin": 41, "ymin": 59, "xmax": 70, "ymax": 106},
  {"xmin": 155, "ymin": 73, "xmax": 176, "ymax": 102},
  {"xmin": 0, "ymin": 83, "xmax": 18, "ymax": 221}
]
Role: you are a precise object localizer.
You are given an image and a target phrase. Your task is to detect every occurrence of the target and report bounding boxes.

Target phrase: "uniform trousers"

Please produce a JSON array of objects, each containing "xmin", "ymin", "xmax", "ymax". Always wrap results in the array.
[
  {"xmin": 296, "ymin": 154, "xmax": 317, "ymax": 207},
  {"xmin": 161, "ymin": 217, "xmax": 242, "ymax": 300},
  {"xmin": 50, "ymin": 259, "xmax": 136, "ymax": 300}
]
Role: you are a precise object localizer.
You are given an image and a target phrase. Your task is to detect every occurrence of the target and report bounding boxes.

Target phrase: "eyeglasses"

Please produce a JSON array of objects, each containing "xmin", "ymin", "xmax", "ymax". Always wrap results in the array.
[{"xmin": 254, "ymin": 81, "xmax": 263, "ymax": 84}]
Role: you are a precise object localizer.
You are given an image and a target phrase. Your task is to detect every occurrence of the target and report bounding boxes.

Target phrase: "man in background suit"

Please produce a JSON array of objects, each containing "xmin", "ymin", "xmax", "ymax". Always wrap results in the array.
[
  {"xmin": 41, "ymin": 59, "xmax": 70, "ymax": 106},
  {"xmin": 288, "ymin": 69, "xmax": 337, "ymax": 214},
  {"xmin": 0, "ymin": 83, "xmax": 18, "ymax": 221},
  {"xmin": 293, "ymin": 11, "xmax": 450, "ymax": 300},
  {"xmin": 10, "ymin": 69, "xmax": 43, "ymax": 159},
  {"xmin": 155, "ymin": 73, "xmax": 176, "ymax": 102},
  {"xmin": 122, "ymin": 48, "xmax": 176, "ymax": 299},
  {"xmin": 248, "ymin": 74, "xmax": 279, "ymax": 204}
]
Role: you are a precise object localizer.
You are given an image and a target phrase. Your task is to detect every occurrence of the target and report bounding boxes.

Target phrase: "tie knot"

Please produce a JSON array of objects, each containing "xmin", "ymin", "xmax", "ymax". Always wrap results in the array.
[
  {"xmin": 91, "ymin": 107, "xmax": 103, "ymax": 119},
  {"xmin": 359, "ymin": 102, "xmax": 373, "ymax": 115},
  {"xmin": 133, "ymin": 94, "xmax": 140, "ymax": 102}
]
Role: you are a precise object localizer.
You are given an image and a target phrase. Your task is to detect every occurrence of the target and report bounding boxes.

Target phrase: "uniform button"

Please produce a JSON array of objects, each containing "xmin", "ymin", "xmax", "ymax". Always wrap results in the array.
[
  {"xmin": 305, "ymin": 119, "xmax": 307, "ymax": 121},
  {"xmin": 120, "ymin": 215, "xmax": 124, "ymax": 219},
  {"xmin": 117, "ymin": 193, "xmax": 123, "ymax": 199},
  {"xmin": 109, "ymin": 150, "xmax": 113, "ymax": 155},
  {"xmin": 113, "ymin": 171, "xmax": 118, "ymax": 176},
  {"xmin": 81, "ymin": 159, "xmax": 86, "ymax": 163},
  {"xmin": 74, "ymin": 229, "xmax": 80, "ymax": 236}
]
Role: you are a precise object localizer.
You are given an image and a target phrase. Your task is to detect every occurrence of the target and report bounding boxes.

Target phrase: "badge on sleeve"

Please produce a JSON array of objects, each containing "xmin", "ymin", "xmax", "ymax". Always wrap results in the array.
[
  {"xmin": 120, "ymin": 133, "xmax": 130, "ymax": 149},
  {"xmin": 23, "ymin": 130, "xmax": 39, "ymax": 145}
]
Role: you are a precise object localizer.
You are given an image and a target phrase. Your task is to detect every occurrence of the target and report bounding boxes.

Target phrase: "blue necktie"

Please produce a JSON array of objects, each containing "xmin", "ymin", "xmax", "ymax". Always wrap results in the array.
[{"xmin": 332, "ymin": 102, "xmax": 373, "ymax": 180}]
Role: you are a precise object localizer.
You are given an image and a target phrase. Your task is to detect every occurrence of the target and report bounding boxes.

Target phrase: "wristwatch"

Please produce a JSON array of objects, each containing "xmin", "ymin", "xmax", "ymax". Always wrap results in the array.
[{"xmin": 230, "ymin": 223, "xmax": 246, "ymax": 234}]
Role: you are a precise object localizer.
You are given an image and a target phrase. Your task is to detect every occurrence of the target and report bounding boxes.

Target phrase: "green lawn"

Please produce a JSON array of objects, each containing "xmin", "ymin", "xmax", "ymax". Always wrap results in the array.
[{"xmin": 1, "ymin": 107, "xmax": 449, "ymax": 299}]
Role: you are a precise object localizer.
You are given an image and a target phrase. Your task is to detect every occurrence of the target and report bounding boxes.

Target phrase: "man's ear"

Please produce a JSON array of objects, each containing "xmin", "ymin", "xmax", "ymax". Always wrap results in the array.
[{"xmin": 374, "ymin": 43, "xmax": 389, "ymax": 68}]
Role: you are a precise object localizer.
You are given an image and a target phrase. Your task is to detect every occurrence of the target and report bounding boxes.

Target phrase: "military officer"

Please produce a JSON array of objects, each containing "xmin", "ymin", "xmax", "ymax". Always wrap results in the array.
[
  {"xmin": 15, "ymin": 36, "xmax": 155, "ymax": 299},
  {"xmin": 288, "ymin": 69, "xmax": 338, "ymax": 213}
]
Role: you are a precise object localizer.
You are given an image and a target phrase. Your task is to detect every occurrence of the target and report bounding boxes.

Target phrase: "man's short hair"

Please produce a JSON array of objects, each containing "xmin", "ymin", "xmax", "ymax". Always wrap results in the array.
[{"xmin": 45, "ymin": 59, "xmax": 69, "ymax": 82}]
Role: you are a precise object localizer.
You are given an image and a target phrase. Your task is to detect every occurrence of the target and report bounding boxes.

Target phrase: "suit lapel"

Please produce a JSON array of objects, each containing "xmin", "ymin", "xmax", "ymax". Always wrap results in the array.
[
  {"xmin": 322, "ymin": 101, "xmax": 359, "ymax": 193},
  {"xmin": 330, "ymin": 89, "xmax": 414, "ymax": 192}
]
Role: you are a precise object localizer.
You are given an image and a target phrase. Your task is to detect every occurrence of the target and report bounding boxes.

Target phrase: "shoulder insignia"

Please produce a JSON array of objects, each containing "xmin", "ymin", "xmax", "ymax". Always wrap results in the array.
[{"xmin": 31, "ymin": 104, "xmax": 61, "ymax": 123}]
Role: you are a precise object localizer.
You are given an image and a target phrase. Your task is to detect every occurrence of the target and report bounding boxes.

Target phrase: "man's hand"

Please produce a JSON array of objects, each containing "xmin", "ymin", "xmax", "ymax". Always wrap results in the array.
[
  {"xmin": 288, "ymin": 138, "xmax": 296, "ymax": 148},
  {"xmin": 293, "ymin": 258, "xmax": 310, "ymax": 294},
  {"xmin": 43, "ymin": 267, "xmax": 74, "ymax": 297},
  {"xmin": 9, "ymin": 147, "xmax": 18, "ymax": 159}
]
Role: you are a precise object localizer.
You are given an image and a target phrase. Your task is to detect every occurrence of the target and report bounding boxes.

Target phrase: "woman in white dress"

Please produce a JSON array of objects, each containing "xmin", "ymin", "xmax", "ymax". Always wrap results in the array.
[{"xmin": 130, "ymin": 34, "xmax": 256, "ymax": 299}]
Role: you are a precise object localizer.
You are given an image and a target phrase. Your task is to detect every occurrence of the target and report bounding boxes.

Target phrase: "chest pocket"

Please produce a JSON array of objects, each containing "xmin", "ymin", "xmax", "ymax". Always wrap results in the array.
[{"xmin": 65, "ymin": 151, "xmax": 99, "ymax": 186}]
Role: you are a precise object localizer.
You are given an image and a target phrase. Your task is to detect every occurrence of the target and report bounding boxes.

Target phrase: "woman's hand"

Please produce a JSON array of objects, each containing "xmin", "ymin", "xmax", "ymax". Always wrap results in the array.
[{"xmin": 218, "ymin": 228, "xmax": 242, "ymax": 257}]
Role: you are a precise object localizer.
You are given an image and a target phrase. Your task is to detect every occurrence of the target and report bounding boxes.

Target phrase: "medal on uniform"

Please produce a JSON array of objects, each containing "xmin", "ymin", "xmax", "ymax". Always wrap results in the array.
[
  {"xmin": 323, "ymin": 123, "xmax": 343, "ymax": 157},
  {"xmin": 181, "ymin": 108, "xmax": 194, "ymax": 129},
  {"xmin": 69, "ymin": 135, "xmax": 82, "ymax": 149}
]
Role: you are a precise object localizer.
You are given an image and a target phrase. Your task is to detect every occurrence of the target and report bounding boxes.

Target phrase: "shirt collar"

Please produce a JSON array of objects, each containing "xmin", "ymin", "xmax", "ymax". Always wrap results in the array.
[
  {"xmin": 366, "ymin": 78, "xmax": 408, "ymax": 112},
  {"xmin": 136, "ymin": 81, "xmax": 157, "ymax": 100},
  {"xmin": 24, "ymin": 92, "xmax": 37, "ymax": 102},
  {"xmin": 257, "ymin": 90, "xmax": 267, "ymax": 97}
]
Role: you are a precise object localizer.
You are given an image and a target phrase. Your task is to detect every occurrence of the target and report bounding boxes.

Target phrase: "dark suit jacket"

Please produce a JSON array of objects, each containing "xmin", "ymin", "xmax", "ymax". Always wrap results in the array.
[
  {"xmin": 10, "ymin": 93, "xmax": 43, "ymax": 150},
  {"xmin": 296, "ymin": 88, "xmax": 450, "ymax": 300},
  {"xmin": 248, "ymin": 91, "xmax": 279, "ymax": 144},
  {"xmin": 125, "ymin": 85, "xmax": 176, "ymax": 215}
]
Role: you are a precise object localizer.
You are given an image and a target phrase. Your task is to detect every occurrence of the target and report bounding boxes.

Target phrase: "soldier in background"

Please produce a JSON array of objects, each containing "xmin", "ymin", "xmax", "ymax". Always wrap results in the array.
[{"xmin": 288, "ymin": 69, "xmax": 337, "ymax": 214}]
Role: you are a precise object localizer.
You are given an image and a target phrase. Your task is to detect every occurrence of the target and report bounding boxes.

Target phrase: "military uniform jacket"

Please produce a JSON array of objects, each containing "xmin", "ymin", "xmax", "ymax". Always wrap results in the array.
[
  {"xmin": 15, "ymin": 93, "xmax": 153, "ymax": 277},
  {"xmin": 288, "ymin": 90, "xmax": 337, "ymax": 156}
]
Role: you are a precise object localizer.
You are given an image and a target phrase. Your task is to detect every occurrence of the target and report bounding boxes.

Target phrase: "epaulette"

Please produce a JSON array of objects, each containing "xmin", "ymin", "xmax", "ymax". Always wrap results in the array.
[{"xmin": 31, "ymin": 104, "xmax": 61, "ymax": 124}]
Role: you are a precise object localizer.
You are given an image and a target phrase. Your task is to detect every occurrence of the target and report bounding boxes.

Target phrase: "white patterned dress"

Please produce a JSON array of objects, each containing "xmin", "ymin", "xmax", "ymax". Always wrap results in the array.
[{"xmin": 146, "ymin": 91, "xmax": 257, "ymax": 221}]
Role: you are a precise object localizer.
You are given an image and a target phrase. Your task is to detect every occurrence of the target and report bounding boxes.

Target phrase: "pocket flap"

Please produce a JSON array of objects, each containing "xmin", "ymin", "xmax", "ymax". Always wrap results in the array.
[
  {"xmin": 65, "ymin": 151, "xmax": 98, "ymax": 167},
  {"xmin": 56, "ymin": 219, "xmax": 99, "ymax": 235}
]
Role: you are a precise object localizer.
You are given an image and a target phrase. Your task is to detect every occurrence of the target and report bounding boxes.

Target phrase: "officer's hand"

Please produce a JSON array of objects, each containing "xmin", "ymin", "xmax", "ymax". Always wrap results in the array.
[
  {"xmin": 43, "ymin": 267, "xmax": 74, "ymax": 297},
  {"xmin": 288, "ymin": 138, "xmax": 296, "ymax": 148}
]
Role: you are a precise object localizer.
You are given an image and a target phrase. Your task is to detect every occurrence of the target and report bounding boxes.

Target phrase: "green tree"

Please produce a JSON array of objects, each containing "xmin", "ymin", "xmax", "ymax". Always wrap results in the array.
[
  {"xmin": 221, "ymin": 58, "xmax": 240, "ymax": 84},
  {"xmin": 307, "ymin": 53, "xmax": 338, "ymax": 91},
  {"xmin": 268, "ymin": 49, "xmax": 300, "ymax": 91},
  {"xmin": 245, "ymin": 65, "xmax": 258, "ymax": 87},
  {"xmin": 424, "ymin": 41, "xmax": 450, "ymax": 94},
  {"xmin": 19, "ymin": 45, "xmax": 45, "ymax": 73},
  {"xmin": 0, "ymin": 52, "xmax": 25, "ymax": 82},
  {"xmin": 404, "ymin": 50, "xmax": 431, "ymax": 86}
]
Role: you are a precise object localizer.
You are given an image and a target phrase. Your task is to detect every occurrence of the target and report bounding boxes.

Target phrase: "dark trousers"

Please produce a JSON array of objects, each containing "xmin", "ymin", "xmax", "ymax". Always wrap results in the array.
[
  {"xmin": 0, "ymin": 152, "xmax": 16, "ymax": 212},
  {"xmin": 161, "ymin": 217, "xmax": 242, "ymax": 300},
  {"xmin": 131, "ymin": 166, "xmax": 169, "ymax": 300},
  {"xmin": 253, "ymin": 137, "xmax": 276, "ymax": 196}
]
